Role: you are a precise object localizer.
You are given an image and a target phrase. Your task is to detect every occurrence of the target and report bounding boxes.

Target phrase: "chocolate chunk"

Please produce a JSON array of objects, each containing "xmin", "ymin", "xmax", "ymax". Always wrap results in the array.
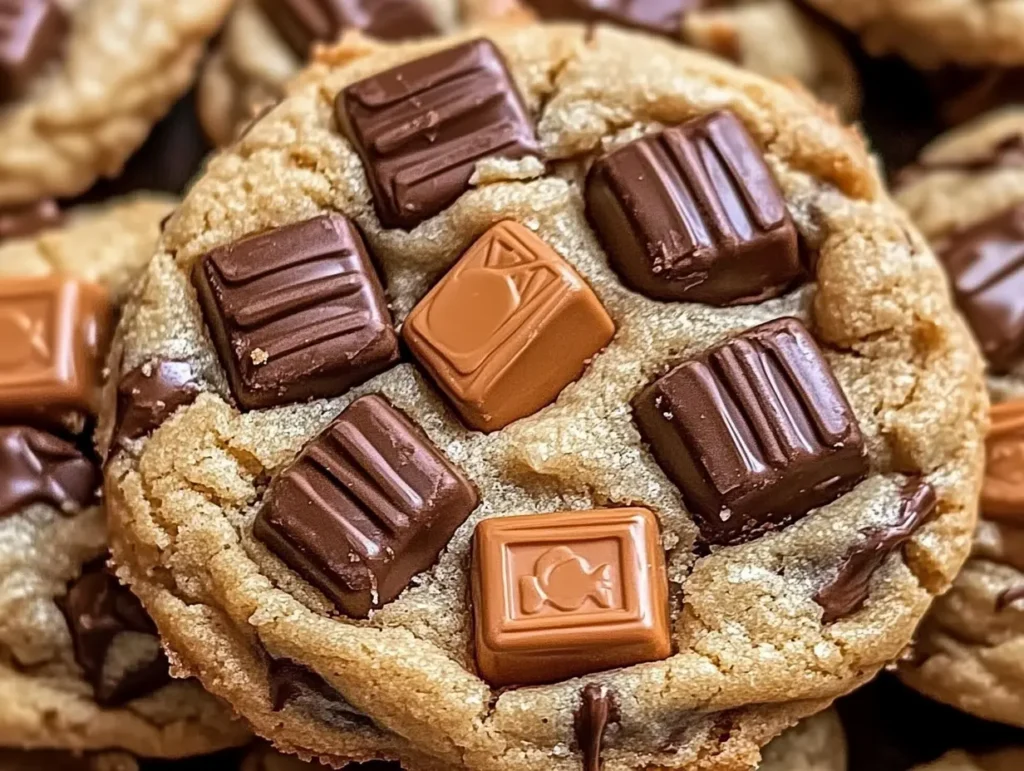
[
  {"xmin": 192, "ymin": 214, "xmax": 399, "ymax": 410},
  {"xmin": 938, "ymin": 204, "xmax": 1024, "ymax": 373},
  {"xmin": 472, "ymin": 508, "xmax": 671, "ymax": 686},
  {"xmin": 0, "ymin": 0, "xmax": 67, "ymax": 102},
  {"xmin": 403, "ymin": 221, "xmax": 615, "ymax": 432},
  {"xmin": 257, "ymin": 0, "xmax": 439, "ymax": 57},
  {"xmin": 337, "ymin": 39, "xmax": 542, "ymax": 230},
  {"xmin": 526, "ymin": 0, "xmax": 700, "ymax": 37},
  {"xmin": 587, "ymin": 110, "xmax": 802, "ymax": 305},
  {"xmin": 0, "ymin": 199, "xmax": 60, "ymax": 241},
  {"xmin": 897, "ymin": 134, "xmax": 1024, "ymax": 187},
  {"xmin": 62, "ymin": 562, "xmax": 170, "ymax": 707},
  {"xmin": 633, "ymin": 317, "xmax": 868, "ymax": 544},
  {"xmin": 815, "ymin": 481, "xmax": 937, "ymax": 623},
  {"xmin": 0, "ymin": 276, "xmax": 111, "ymax": 432},
  {"xmin": 929, "ymin": 67, "xmax": 1024, "ymax": 127},
  {"xmin": 113, "ymin": 359, "xmax": 200, "ymax": 447},
  {"xmin": 267, "ymin": 658, "xmax": 373, "ymax": 726},
  {"xmin": 981, "ymin": 399, "xmax": 1024, "ymax": 522},
  {"xmin": 575, "ymin": 684, "xmax": 620, "ymax": 771},
  {"xmin": 254, "ymin": 394, "xmax": 478, "ymax": 617},
  {"xmin": 0, "ymin": 426, "xmax": 97, "ymax": 518},
  {"xmin": 997, "ymin": 585, "xmax": 1024, "ymax": 611}
]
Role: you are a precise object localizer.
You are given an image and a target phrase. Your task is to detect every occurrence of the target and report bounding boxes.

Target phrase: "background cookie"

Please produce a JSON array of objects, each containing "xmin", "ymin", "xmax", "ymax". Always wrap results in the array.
[
  {"xmin": 105, "ymin": 24, "xmax": 985, "ymax": 771},
  {"xmin": 895, "ymin": 108, "xmax": 1024, "ymax": 728},
  {"xmin": 912, "ymin": 749, "xmax": 1024, "ymax": 771},
  {"xmin": 0, "ymin": 197, "xmax": 249, "ymax": 757},
  {"xmin": 0, "ymin": 0, "xmax": 232, "ymax": 209}
]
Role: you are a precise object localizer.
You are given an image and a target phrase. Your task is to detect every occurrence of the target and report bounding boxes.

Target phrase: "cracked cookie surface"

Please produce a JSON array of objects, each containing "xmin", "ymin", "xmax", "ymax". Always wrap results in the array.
[
  {"xmin": 104, "ymin": 24, "xmax": 985, "ymax": 771},
  {"xmin": 0, "ymin": 0, "xmax": 232, "ymax": 207},
  {"xmin": 895, "ymin": 107, "xmax": 1024, "ymax": 728},
  {"xmin": 0, "ymin": 197, "xmax": 250, "ymax": 758}
]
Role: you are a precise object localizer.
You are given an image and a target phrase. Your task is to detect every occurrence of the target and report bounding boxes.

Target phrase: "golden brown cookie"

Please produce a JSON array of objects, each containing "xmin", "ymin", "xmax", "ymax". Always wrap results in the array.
[
  {"xmin": 105, "ymin": 24, "xmax": 984, "ymax": 771},
  {"xmin": 0, "ymin": 197, "xmax": 250, "ymax": 757}
]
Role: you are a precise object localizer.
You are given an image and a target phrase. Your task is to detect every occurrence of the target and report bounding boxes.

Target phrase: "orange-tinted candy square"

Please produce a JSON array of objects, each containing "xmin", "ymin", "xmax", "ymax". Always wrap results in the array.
[
  {"xmin": 403, "ymin": 221, "xmax": 615, "ymax": 432},
  {"xmin": 0, "ymin": 277, "xmax": 110, "ymax": 429},
  {"xmin": 471, "ymin": 508, "xmax": 671, "ymax": 686}
]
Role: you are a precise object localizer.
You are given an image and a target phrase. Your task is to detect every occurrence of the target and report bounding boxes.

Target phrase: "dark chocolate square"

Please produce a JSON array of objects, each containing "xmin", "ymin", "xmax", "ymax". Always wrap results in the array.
[
  {"xmin": 526, "ymin": 0, "xmax": 700, "ymax": 37},
  {"xmin": 253, "ymin": 394, "xmax": 479, "ymax": 617},
  {"xmin": 256, "ymin": 0, "xmax": 440, "ymax": 56},
  {"xmin": 0, "ymin": 0, "xmax": 67, "ymax": 102},
  {"xmin": 938, "ymin": 203, "xmax": 1024, "ymax": 373},
  {"xmin": 586, "ymin": 110, "xmax": 801, "ymax": 306},
  {"xmin": 337, "ymin": 38, "xmax": 541, "ymax": 230},
  {"xmin": 192, "ymin": 213, "xmax": 399, "ymax": 410},
  {"xmin": 633, "ymin": 317, "xmax": 868, "ymax": 544}
]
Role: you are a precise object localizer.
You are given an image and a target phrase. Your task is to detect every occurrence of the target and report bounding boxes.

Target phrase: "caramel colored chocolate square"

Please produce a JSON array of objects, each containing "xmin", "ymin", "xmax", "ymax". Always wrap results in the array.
[
  {"xmin": 471, "ymin": 508, "xmax": 671, "ymax": 686},
  {"xmin": 403, "ymin": 221, "xmax": 615, "ymax": 432},
  {"xmin": 0, "ymin": 277, "xmax": 110, "ymax": 430}
]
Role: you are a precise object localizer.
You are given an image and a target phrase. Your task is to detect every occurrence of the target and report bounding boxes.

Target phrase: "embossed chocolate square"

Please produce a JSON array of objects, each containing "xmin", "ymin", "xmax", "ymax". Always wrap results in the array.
[
  {"xmin": 0, "ymin": 276, "xmax": 110, "ymax": 430},
  {"xmin": 472, "ymin": 508, "xmax": 671, "ymax": 686},
  {"xmin": 938, "ymin": 203, "xmax": 1024, "ymax": 373},
  {"xmin": 586, "ymin": 110, "xmax": 802, "ymax": 305},
  {"xmin": 257, "ymin": 0, "xmax": 439, "ymax": 57},
  {"xmin": 337, "ymin": 39, "xmax": 541, "ymax": 230},
  {"xmin": 0, "ymin": 0, "xmax": 67, "ymax": 102},
  {"xmin": 192, "ymin": 214, "xmax": 399, "ymax": 410},
  {"xmin": 633, "ymin": 317, "xmax": 868, "ymax": 544},
  {"xmin": 253, "ymin": 394, "xmax": 478, "ymax": 618},
  {"xmin": 403, "ymin": 221, "xmax": 615, "ymax": 432}
]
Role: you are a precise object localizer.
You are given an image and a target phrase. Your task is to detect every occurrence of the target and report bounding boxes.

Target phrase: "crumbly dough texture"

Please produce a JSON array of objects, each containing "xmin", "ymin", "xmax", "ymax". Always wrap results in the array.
[
  {"xmin": 197, "ymin": 0, "xmax": 858, "ymax": 146},
  {"xmin": 913, "ymin": 749, "xmax": 1024, "ymax": 771},
  {"xmin": 0, "ymin": 197, "xmax": 250, "ymax": 758},
  {"xmin": 895, "ymin": 107, "xmax": 1024, "ymax": 728},
  {"xmin": 105, "ymin": 24, "xmax": 986, "ymax": 771},
  {"xmin": 0, "ymin": 0, "xmax": 233, "ymax": 207},
  {"xmin": 803, "ymin": 0, "xmax": 1024, "ymax": 69}
]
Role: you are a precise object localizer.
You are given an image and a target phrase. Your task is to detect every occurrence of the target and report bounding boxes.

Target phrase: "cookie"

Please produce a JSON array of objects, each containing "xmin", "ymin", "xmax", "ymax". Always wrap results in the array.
[
  {"xmin": 103, "ymin": 24, "xmax": 986, "ymax": 771},
  {"xmin": 0, "ymin": 750, "xmax": 137, "ymax": 771},
  {"xmin": 0, "ymin": 197, "xmax": 250, "ymax": 757},
  {"xmin": 803, "ymin": 0, "xmax": 1024, "ymax": 70},
  {"xmin": 197, "ymin": 0, "xmax": 859, "ymax": 147},
  {"xmin": 0, "ymin": 0, "xmax": 232, "ymax": 210},
  {"xmin": 894, "ymin": 108, "xmax": 1024, "ymax": 728},
  {"xmin": 912, "ymin": 749, "xmax": 1024, "ymax": 771}
]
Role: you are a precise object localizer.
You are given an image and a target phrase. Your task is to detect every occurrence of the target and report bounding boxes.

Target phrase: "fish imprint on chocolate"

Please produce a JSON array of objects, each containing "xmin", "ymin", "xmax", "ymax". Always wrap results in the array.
[{"xmin": 103, "ymin": 23, "xmax": 985, "ymax": 771}]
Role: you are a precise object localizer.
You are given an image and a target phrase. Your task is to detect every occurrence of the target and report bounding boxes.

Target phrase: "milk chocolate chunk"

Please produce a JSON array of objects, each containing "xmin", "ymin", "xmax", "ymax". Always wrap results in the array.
[
  {"xmin": 938, "ymin": 204, "xmax": 1024, "ymax": 373},
  {"xmin": 472, "ymin": 508, "xmax": 671, "ymax": 686},
  {"xmin": 527, "ymin": 0, "xmax": 699, "ymax": 37},
  {"xmin": 113, "ymin": 359, "xmax": 200, "ymax": 447},
  {"xmin": 192, "ymin": 214, "xmax": 399, "ymax": 410},
  {"xmin": 337, "ymin": 39, "xmax": 541, "ymax": 230},
  {"xmin": 254, "ymin": 394, "xmax": 478, "ymax": 617},
  {"xmin": 815, "ymin": 480, "xmax": 936, "ymax": 623},
  {"xmin": 0, "ymin": 426, "xmax": 97, "ymax": 518},
  {"xmin": 980, "ymin": 399, "xmax": 1024, "ymax": 522},
  {"xmin": 634, "ymin": 317, "xmax": 868, "ymax": 544},
  {"xmin": 62, "ymin": 563, "xmax": 170, "ymax": 706},
  {"xmin": 587, "ymin": 110, "xmax": 801, "ymax": 305},
  {"xmin": 403, "ymin": 221, "xmax": 615, "ymax": 432},
  {"xmin": 575, "ymin": 684, "xmax": 620, "ymax": 771},
  {"xmin": 257, "ymin": 0, "xmax": 439, "ymax": 57},
  {"xmin": 0, "ymin": 199, "xmax": 60, "ymax": 241},
  {"xmin": 0, "ymin": 276, "xmax": 111, "ymax": 431},
  {"xmin": 0, "ymin": 0, "xmax": 67, "ymax": 102}
]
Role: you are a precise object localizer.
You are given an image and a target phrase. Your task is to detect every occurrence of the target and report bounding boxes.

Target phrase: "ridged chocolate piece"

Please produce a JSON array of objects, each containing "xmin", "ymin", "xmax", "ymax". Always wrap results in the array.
[
  {"xmin": 192, "ymin": 214, "xmax": 399, "ymax": 410},
  {"xmin": 113, "ymin": 359, "xmax": 201, "ymax": 447},
  {"xmin": 527, "ymin": 0, "xmax": 701, "ymax": 36},
  {"xmin": 62, "ymin": 562, "xmax": 171, "ymax": 707},
  {"xmin": 633, "ymin": 317, "xmax": 868, "ymax": 544},
  {"xmin": 254, "ymin": 394, "xmax": 478, "ymax": 617},
  {"xmin": 0, "ymin": 199, "xmax": 60, "ymax": 241},
  {"xmin": 587, "ymin": 110, "xmax": 801, "ymax": 306},
  {"xmin": 0, "ymin": 0, "xmax": 66, "ymax": 102},
  {"xmin": 257, "ymin": 0, "xmax": 439, "ymax": 57},
  {"xmin": 938, "ymin": 203, "xmax": 1024, "ymax": 373},
  {"xmin": 337, "ymin": 39, "xmax": 541, "ymax": 230},
  {"xmin": 815, "ymin": 480, "xmax": 936, "ymax": 623},
  {"xmin": 0, "ymin": 426, "xmax": 97, "ymax": 518},
  {"xmin": 575, "ymin": 684, "xmax": 620, "ymax": 771}
]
